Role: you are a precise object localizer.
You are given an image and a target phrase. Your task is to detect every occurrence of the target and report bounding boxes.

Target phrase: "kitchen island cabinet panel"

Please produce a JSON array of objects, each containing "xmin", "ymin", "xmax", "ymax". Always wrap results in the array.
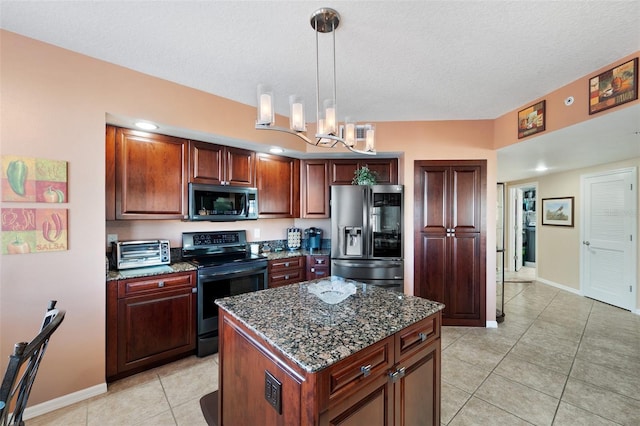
[
  {"xmin": 215, "ymin": 279, "xmax": 444, "ymax": 425},
  {"xmin": 114, "ymin": 127, "xmax": 188, "ymax": 220},
  {"xmin": 106, "ymin": 271, "xmax": 196, "ymax": 381},
  {"xmin": 268, "ymin": 257, "xmax": 306, "ymax": 288}
]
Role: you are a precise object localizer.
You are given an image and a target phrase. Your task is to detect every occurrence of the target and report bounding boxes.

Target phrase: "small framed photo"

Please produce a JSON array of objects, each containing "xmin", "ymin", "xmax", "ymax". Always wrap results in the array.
[
  {"xmin": 517, "ymin": 100, "xmax": 545, "ymax": 139},
  {"xmin": 589, "ymin": 57, "xmax": 638, "ymax": 115},
  {"xmin": 541, "ymin": 197, "xmax": 574, "ymax": 227}
]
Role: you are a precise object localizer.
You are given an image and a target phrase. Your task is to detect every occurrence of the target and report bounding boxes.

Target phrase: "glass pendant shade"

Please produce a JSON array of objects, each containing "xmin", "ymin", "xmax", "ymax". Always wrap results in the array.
[
  {"xmin": 323, "ymin": 99, "xmax": 337, "ymax": 135},
  {"xmin": 257, "ymin": 84, "xmax": 274, "ymax": 125},
  {"xmin": 289, "ymin": 95, "xmax": 305, "ymax": 131},
  {"xmin": 344, "ymin": 117, "xmax": 356, "ymax": 147},
  {"xmin": 365, "ymin": 124, "xmax": 376, "ymax": 152}
]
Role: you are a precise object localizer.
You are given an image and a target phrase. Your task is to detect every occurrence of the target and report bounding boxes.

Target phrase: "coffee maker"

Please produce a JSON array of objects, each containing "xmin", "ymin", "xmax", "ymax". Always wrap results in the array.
[{"xmin": 304, "ymin": 227, "xmax": 323, "ymax": 252}]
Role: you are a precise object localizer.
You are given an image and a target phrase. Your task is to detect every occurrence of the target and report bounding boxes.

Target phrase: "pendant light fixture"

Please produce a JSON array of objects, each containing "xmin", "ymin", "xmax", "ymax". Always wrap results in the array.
[{"xmin": 255, "ymin": 8, "xmax": 376, "ymax": 155}]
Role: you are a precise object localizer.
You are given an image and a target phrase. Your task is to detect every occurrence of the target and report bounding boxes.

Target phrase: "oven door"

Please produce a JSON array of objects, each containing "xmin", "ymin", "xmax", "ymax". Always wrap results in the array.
[{"xmin": 197, "ymin": 261, "xmax": 267, "ymax": 356}]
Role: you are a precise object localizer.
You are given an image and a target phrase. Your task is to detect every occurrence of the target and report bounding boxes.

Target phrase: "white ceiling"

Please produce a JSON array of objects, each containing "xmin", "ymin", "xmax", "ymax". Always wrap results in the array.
[{"xmin": 1, "ymin": 1, "xmax": 639, "ymax": 181}]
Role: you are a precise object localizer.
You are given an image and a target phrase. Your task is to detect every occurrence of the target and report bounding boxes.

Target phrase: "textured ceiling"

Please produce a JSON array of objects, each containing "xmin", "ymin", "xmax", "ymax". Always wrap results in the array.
[{"xmin": 1, "ymin": 0, "xmax": 639, "ymax": 181}]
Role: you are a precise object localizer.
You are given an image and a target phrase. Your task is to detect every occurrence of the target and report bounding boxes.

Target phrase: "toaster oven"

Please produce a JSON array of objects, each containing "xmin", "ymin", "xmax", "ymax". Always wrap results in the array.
[{"xmin": 111, "ymin": 240, "xmax": 171, "ymax": 270}]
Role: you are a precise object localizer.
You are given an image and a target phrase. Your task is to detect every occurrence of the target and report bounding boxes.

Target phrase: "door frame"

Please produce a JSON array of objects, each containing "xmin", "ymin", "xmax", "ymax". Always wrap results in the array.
[
  {"xmin": 580, "ymin": 167, "xmax": 637, "ymax": 311},
  {"xmin": 507, "ymin": 182, "xmax": 538, "ymax": 272}
]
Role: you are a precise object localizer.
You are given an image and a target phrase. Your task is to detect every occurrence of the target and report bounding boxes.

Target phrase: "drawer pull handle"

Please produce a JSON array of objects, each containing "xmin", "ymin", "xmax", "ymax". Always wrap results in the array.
[
  {"xmin": 317, "ymin": 259, "xmax": 325, "ymax": 264},
  {"xmin": 360, "ymin": 364, "xmax": 372, "ymax": 377},
  {"xmin": 389, "ymin": 367, "xmax": 406, "ymax": 383},
  {"xmin": 284, "ymin": 262, "xmax": 290, "ymax": 267},
  {"xmin": 158, "ymin": 281, "xmax": 165, "ymax": 288},
  {"xmin": 419, "ymin": 332, "xmax": 427, "ymax": 342}
]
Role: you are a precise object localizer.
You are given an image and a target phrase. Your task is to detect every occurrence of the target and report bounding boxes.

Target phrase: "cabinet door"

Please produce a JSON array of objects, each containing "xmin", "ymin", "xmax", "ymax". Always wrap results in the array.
[
  {"xmin": 329, "ymin": 159, "xmax": 398, "ymax": 185},
  {"xmin": 329, "ymin": 160, "xmax": 359, "ymax": 185},
  {"xmin": 115, "ymin": 128, "xmax": 188, "ymax": 219},
  {"xmin": 450, "ymin": 165, "xmax": 482, "ymax": 233},
  {"xmin": 224, "ymin": 146, "xmax": 256, "ymax": 187},
  {"xmin": 256, "ymin": 153, "xmax": 300, "ymax": 218},
  {"xmin": 448, "ymin": 233, "xmax": 482, "ymax": 321},
  {"xmin": 116, "ymin": 287, "xmax": 196, "ymax": 377},
  {"xmin": 393, "ymin": 340, "xmax": 440, "ymax": 426},
  {"xmin": 105, "ymin": 125, "xmax": 116, "ymax": 220},
  {"xmin": 189, "ymin": 140, "xmax": 224, "ymax": 185},
  {"xmin": 301, "ymin": 160, "xmax": 330, "ymax": 218}
]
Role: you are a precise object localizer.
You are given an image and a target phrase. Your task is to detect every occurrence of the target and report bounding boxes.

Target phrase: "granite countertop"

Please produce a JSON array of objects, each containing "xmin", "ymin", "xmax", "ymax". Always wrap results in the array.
[
  {"xmin": 264, "ymin": 249, "xmax": 331, "ymax": 260},
  {"xmin": 106, "ymin": 261, "xmax": 197, "ymax": 281},
  {"xmin": 216, "ymin": 276, "xmax": 445, "ymax": 373}
]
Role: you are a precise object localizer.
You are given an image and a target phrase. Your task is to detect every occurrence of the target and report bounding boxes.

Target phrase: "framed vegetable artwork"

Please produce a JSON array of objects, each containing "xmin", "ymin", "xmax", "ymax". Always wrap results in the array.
[
  {"xmin": 1, "ymin": 208, "xmax": 68, "ymax": 253},
  {"xmin": 1, "ymin": 156, "xmax": 68, "ymax": 203},
  {"xmin": 589, "ymin": 57, "xmax": 638, "ymax": 114},
  {"xmin": 517, "ymin": 100, "xmax": 546, "ymax": 139}
]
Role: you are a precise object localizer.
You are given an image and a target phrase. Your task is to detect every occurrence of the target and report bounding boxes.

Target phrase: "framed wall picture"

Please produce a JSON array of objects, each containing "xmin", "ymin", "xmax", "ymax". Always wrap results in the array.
[
  {"xmin": 517, "ymin": 100, "xmax": 546, "ymax": 139},
  {"xmin": 589, "ymin": 57, "xmax": 638, "ymax": 115},
  {"xmin": 541, "ymin": 197, "xmax": 574, "ymax": 227}
]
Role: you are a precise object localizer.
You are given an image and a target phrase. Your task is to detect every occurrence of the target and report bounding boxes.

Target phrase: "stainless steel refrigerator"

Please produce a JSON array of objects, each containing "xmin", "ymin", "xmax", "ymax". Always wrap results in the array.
[{"xmin": 331, "ymin": 185, "xmax": 404, "ymax": 291}]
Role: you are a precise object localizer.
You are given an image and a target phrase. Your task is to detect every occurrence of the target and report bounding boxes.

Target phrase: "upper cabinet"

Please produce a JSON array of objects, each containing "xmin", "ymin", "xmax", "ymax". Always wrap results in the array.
[
  {"xmin": 256, "ymin": 153, "xmax": 300, "ymax": 218},
  {"xmin": 329, "ymin": 158, "xmax": 398, "ymax": 185},
  {"xmin": 301, "ymin": 160, "xmax": 330, "ymax": 218},
  {"xmin": 188, "ymin": 141, "xmax": 255, "ymax": 187},
  {"xmin": 108, "ymin": 126, "xmax": 188, "ymax": 220}
]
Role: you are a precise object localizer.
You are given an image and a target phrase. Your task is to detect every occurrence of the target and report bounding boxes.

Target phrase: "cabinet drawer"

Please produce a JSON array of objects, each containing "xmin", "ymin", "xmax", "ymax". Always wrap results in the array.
[
  {"xmin": 395, "ymin": 313, "xmax": 440, "ymax": 361},
  {"xmin": 118, "ymin": 272, "xmax": 195, "ymax": 298},
  {"xmin": 268, "ymin": 257, "xmax": 304, "ymax": 271},
  {"xmin": 269, "ymin": 269, "xmax": 305, "ymax": 287},
  {"xmin": 308, "ymin": 255, "xmax": 329, "ymax": 266},
  {"xmin": 324, "ymin": 336, "xmax": 393, "ymax": 404}
]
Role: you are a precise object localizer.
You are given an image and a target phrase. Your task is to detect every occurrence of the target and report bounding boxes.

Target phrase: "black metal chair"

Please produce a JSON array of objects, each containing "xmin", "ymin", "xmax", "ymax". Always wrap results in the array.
[{"xmin": 0, "ymin": 301, "xmax": 65, "ymax": 426}]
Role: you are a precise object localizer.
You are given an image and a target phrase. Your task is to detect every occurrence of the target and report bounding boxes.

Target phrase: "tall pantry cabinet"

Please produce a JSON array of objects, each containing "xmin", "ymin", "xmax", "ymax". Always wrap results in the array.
[{"xmin": 414, "ymin": 160, "xmax": 486, "ymax": 327}]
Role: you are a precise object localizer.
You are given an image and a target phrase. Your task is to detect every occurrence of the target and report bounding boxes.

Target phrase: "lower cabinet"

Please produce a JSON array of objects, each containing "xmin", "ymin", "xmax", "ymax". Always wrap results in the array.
[
  {"xmin": 306, "ymin": 254, "xmax": 330, "ymax": 280},
  {"xmin": 219, "ymin": 309, "xmax": 441, "ymax": 425},
  {"xmin": 106, "ymin": 271, "xmax": 197, "ymax": 381},
  {"xmin": 267, "ymin": 257, "xmax": 306, "ymax": 288}
]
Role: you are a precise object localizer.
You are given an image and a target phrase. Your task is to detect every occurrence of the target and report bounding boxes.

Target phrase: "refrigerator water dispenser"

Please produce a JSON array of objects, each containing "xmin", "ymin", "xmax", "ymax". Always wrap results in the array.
[{"xmin": 344, "ymin": 226, "xmax": 362, "ymax": 256}]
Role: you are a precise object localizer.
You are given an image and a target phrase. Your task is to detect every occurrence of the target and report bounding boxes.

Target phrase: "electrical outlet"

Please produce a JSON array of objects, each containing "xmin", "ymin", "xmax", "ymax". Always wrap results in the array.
[
  {"xmin": 264, "ymin": 371, "xmax": 282, "ymax": 414},
  {"xmin": 254, "ymin": 228, "xmax": 261, "ymax": 239},
  {"xmin": 107, "ymin": 234, "xmax": 118, "ymax": 244}
]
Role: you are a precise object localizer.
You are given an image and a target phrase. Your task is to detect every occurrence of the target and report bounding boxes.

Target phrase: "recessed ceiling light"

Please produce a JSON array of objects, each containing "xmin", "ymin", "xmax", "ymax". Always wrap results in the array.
[
  {"xmin": 134, "ymin": 121, "xmax": 158, "ymax": 130},
  {"xmin": 269, "ymin": 147, "xmax": 284, "ymax": 154},
  {"xmin": 535, "ymin": 165, "xmax": 548, "ymax": 172}
]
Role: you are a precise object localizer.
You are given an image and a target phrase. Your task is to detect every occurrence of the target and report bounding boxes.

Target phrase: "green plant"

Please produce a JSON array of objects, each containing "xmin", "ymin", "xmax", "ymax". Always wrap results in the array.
[{"xmin": 352, "ymin": 166, "xmax": 377, "ymax": 185}]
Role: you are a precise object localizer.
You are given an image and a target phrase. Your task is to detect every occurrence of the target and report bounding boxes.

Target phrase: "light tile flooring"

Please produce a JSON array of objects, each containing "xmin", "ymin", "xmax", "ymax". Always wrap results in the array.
[{"xmin": 28, "ymin": 269, "xmax": 640, "ymax": 425}]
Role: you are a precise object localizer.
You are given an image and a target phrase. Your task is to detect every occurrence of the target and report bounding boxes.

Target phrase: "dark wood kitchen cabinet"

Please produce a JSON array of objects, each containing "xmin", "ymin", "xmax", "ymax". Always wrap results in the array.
[
  {"xmin": 107, "ymin": 126, "xmax": 188, "ymax": 220},
  {"xmin": 329, "ymin": 159, "xmax": 398, "ymax": 185},
  {"xmin": 306, "ymin": 254, "xmax": 330, "ymax": 280},
  {"xmin": 218, "ymin": 305, "xmax": 441, "ymax": 425},
  {"xmin": 301, "ymin": 159, "xmax": 330, "ymax": 218},
  {"xmin": 267, "ymin": 257, "xmax": 305, "ymax": 288},
  {"xmin": 414, "ymin": 160, "xmax": 486, "ymax": 327},
  {"xmin": 256, "ymin": 153, "xmax": 300, "ymax": 218},
  {"xmin": 188, "ymin": 140, "xmax": 255, "ymax": 187},
  {"xmin": 106, "ymin": 271, "xmax": 197, "ymax": 381}
]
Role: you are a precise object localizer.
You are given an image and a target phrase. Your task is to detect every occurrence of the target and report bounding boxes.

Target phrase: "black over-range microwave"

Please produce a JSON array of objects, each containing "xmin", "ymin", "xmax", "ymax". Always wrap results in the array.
[{"xmin": 188, "ymin": 183, "xmax": 258, "ymax": 221}]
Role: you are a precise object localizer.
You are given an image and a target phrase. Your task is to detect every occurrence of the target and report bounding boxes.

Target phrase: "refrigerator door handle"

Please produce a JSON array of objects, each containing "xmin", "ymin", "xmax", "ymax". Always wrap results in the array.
[{"xmin": 337, "ymin": 262, "xmax": 403, "ymax": 268}]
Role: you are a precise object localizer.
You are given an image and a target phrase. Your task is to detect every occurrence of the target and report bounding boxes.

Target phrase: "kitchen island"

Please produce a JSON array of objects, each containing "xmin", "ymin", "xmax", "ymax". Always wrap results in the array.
[{"xmin": 208, "ymin": 276, "xmax": 444, "ymax": 425}]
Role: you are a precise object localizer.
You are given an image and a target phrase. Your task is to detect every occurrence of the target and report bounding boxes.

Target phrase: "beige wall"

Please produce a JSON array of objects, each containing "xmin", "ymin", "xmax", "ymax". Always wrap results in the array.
[
  {"xmin": 1, "ymin": 29, "xmax": 637, "ymax": 410},
  {"xmin": 507, "ymin": 157, "xmax": 640, "ymax": 308}
]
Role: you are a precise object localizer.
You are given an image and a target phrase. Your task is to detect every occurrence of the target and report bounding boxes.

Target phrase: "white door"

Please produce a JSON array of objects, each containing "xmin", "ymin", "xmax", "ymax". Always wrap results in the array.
[{"xmin": 581, "ymin": 167, "xmax": 637, "ymax": 311}]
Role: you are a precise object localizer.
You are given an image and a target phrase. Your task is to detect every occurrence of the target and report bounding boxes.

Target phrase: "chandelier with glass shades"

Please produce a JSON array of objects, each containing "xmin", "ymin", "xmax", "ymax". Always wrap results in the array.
[{"xmin": 255, "ymin": 8, "xmax": 376, "ymax": 155}]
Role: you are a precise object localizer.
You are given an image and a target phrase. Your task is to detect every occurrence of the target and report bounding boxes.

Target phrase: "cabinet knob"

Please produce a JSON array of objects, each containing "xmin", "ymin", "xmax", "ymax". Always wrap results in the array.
[
  {"xmin": 311, "ymin": 267, "xmax": 315, "ymax": 272},
  {"xmin": 284, "ymin": 275, "xmax": 289, "ymax": 280},
  {"xmin": 284, "ymin": 262, "xmax": 290, "ymax": 267},
  {"xmin": 419, "ymin": 332, "xmax": 427, "ymax": 342},
  {"xmin": 388, "ymin": 366, "xmax": 406, "ymax": 383},
  {"xmin": 360, "ymin": 364, "xmax": 372, "ymax": 377},
  {"xmin": 158, "ymin": 281, "xmax": 165, "ymax": 288}
]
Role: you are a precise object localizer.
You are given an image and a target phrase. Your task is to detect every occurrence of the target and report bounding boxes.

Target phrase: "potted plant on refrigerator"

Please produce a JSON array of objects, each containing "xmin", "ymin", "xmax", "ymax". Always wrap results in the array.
[{"xmin": 352, "ymin": 166, "xmax": 377, "ymax": 185}]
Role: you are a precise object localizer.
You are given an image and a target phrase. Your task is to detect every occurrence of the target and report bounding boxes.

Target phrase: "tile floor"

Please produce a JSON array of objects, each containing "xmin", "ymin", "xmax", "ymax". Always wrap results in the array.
[{"xmin": 27, "ymin": 269, "xmax": 640, "ymax": 425}]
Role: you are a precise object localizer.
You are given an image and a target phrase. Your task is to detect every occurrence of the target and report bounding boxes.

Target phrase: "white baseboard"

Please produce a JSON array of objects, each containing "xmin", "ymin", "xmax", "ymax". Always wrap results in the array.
[
  {"xmin": 536, "ymin": 277, "xmax": 582, "ymax": 295},
  {"xmin": 23, "ymin": 382, "xmax": 107, "ymax": 420},
  {"xmin": 486, "ymin": 320, "xmax": 498, "ymax": 328}
]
